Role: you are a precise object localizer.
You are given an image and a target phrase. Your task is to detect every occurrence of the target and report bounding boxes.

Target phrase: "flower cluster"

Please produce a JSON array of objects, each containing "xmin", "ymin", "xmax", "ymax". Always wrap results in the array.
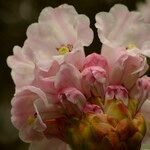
[{"xmin": 7, "ymin": 3, "xmax": 150, "ymax": 150}]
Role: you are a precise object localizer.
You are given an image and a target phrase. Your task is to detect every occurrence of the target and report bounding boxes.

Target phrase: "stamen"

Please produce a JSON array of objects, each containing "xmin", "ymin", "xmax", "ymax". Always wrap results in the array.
[
  {"xmin": 27, "ymin": 116, "xmax": 35, "ymax": 125},
  {"xmin": 57, "ymin": 44, "xmax": 73, "ymax": 55},
  {"xmin": 126, "ymin": 44, "xmax": 137, "ymax": 50}
]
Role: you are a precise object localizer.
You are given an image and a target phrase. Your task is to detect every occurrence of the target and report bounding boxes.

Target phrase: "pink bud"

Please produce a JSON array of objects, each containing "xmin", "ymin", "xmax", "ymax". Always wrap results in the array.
[
  {"xmin": 81, "ymin": 66, "xmax": 108, "ymax": 98},
  {"xmin": 105, "ymin": 85, "xmax": 128, "ymax": 105},
  {"xmin": 130, "ymin": 76, "xmax": 150, "ymax": 111}
]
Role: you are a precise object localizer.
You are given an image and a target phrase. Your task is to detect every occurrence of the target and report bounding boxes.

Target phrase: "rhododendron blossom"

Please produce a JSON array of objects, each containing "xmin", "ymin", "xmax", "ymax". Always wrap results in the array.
[{"xmin": 7, "ymin": 2, "xmax": 150, "ymax": 150}]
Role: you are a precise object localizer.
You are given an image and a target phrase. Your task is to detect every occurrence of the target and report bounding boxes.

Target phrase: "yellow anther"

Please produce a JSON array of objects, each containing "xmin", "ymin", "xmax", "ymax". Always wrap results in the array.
[
  {"xmin": 27, "ymin": 116, "xmax": 35, "ymax": 125},
  {"xmin": 126, "ymin": 44, "xmax": 137, "ymax": 50},
  {"xmin": 57, "ymin": 44, "xmax": 72, "ymax": 55}
]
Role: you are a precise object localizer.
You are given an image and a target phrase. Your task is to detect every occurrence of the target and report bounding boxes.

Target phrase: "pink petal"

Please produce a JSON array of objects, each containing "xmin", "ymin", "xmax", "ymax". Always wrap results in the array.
[
  {"xmin": 77, "ymin": 14, "xmax": 93, "ymax": 46},
  {"xmin": 130, "ymin": 76, "xmax": 150, "ymax": 110},
  {"xmin": 36, "ymin": 60, "xmax": 60, "ymax": 93},
  {"xmin": 82, "ymin": 53, "xmax": 109, "ymax": 72},
  {"xmin": 101, "ymin": 45, "xmax": 125, "ymax": 67},
  {"xmin": 64, "ymin": 49, "xmax": 85, "ymax": 70},
  {"xmin": 55, "ymin": 63, "xmax": 82, "ymax": 91},
  {"xmin": 7, "ymin": 46, "xmax": 35, "ymax": 88},
  {"xmin": 105, "ymin": 85, "xmax": 128, "ymax": 105},
  {"xmin": 59, "ymin": 87, "xmax": 86, "ymax": 112},
  {"xmin": 110, "ymin": 54, "xmax": 148, "ymax": 89},
  {"xmin": 38, "ymin": 4, "xmax": 77, "ymax": 44},
  {"xmin": 81, "ymin": 66, "xmax": 108, "ymax": 98},
  {"xmin": 19, "ymin": 126, "xmax": 44, "ymax": 143},
  {"xmin": 24, "ymin": 39, "xmax": 58, "ymax": 71}
]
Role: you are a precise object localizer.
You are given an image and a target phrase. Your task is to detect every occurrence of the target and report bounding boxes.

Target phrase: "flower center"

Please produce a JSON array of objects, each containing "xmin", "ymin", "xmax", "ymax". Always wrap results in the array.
[
  {"xmin": 126, "ymin": 43, "xmax": 137, "ymax": 50},
  {"xmin": 27, "ymin": 116, "xmax": 35, "ymax": 125},
  {"xmin": 57, "ymin": 44, "xmax": 73, "ymax": 55},
  {"xmin": 27, "ymin": 113, "xmax": 37, "ymax": 125}
]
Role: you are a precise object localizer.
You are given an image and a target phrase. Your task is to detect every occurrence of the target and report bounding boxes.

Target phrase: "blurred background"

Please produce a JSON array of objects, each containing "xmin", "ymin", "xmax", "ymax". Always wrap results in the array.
[{"xmin": 0, "ymin": 0, "xmax": 146, "ymax": 149}]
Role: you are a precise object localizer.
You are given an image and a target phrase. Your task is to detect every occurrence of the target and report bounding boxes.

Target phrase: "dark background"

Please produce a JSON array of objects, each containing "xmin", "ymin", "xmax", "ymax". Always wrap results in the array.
[{"xmin": 0, "ymin": 0, "xmax": 145, "ymax": 149}]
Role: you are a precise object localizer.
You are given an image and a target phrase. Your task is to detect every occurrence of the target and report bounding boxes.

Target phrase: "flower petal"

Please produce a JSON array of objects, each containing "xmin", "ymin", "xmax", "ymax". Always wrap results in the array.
[
  {"xmin": 81, "ymin": 66, "xmax": 108, "ymax": 98},
  {"xmin": 55, "ymin": 63, "xmax": 82, "ymax": 91},
  {"xmin": 105, "ymin": 85, "xmax": 128, "ymax": 105},
  {"xmin": 95, "ymin": 4, "xmax": 150, "ymax": 49},
  {"xmin": 137, "ymin": 0, "xmax": 150, "ymax": 23},
  {"xmin": 82, "ymin": 53, "xmax": 109, "ymax": 72},
  {"xmin": 76, "ymin": 14, "xmax": 93, "ymax": 46},
  {"xmin": 7, "ymin": 46, "xmax": 35, "ymax": 88},
  {"xmin": 59, "ymin": 87, "xmax": 86, "ymax": 112},
  {"xmin": 64, "ymin": 49, "xmax": 85, "ymax": 70},
  {"xmin": 11, "ymin": 86, "xmax": 48, "ymax": 142},
  {"xmin": 110, "ymin": 54, "xmax": 148, "ymax": 89},
  {"xmin": 130, "ymin": 76, "xmax": 150, "ymax": 110}
]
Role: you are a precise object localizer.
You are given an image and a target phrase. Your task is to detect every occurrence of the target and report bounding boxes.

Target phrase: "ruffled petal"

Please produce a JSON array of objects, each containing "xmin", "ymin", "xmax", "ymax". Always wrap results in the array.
[
  {"xmin": 95, "ymin": 4, "xmax": 150, "ymax": 49},
  {"xmin": 7, "ymin": 46, "xmax": 35, "ymax": 88},
  {"xmin": 76, "ymin": 14, "xmax": 93, "ymax": 46},
  {"xmin": 38, "ymin": 4, "xmax": 77, "ymax": 44}
]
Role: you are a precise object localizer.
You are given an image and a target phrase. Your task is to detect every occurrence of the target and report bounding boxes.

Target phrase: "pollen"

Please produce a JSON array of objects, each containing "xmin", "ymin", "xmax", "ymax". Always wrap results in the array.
[
  {"xmin": 57, "ymin": 44, "xmax": 73, "ymax": 55},
  {"xmin": 27, "ymin": 116, "xmax": 35, "ymax": 125},
  {"xmin": 126, "ymin": 43, "xmax": 137, "ymax": 50}
]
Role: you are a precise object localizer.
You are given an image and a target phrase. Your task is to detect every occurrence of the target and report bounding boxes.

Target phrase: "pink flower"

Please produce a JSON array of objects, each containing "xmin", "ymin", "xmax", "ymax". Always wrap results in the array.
[
  {"xmin": 25, "ymin": 4, "xmax": 93, "ymax": 70},
  {"xmin": 11, "ymin": 85, "xmax": 72, "ymax": 148},
  {"xmin": 95, "ymin": 4, "xmax": 150, "ymax": 62},
  {"xmin": 81, "ymin": 53, "xmax": 109, "ymax": 98},
  {"xmin": 11, "ymin": 86, "xmax": 48, "ymax": 142}
]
